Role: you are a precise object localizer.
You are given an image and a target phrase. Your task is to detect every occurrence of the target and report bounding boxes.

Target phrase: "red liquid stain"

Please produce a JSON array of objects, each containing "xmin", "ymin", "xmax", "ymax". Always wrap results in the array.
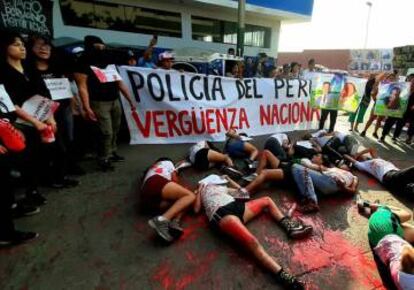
[
  {"xmin": 367, "ymin": 178, "xmax": 378, "ymax": 187},
  {"xmin": 100, "ymin": 206, "xmax": 120, "ymax": 226},
  {"xmin": 178, "ymin": 215, "xmax": 208, "ymax": 243},
  {"xmin": 152, "ymin": 251, "xmax": 218, "ymax": 290}
]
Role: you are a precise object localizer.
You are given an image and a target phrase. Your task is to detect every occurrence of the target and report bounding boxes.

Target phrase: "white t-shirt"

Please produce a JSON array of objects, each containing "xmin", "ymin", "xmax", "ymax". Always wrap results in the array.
[
  {"xmin": 269, "ymin": 133, "xmax": 288, "ymax": 145},
  {"xmin": 334, "ymin": 131, "xmax": 348, "ymax": 143},
  {"xmin": 143, "ymin": 160, "xmax": 175, "ymax": 183},
  {"xmin": 324, "ymin": 167, "xmax": 355, "ymax": 187},
  {"xmin": 189, "ymin": 141, "xmax": 207, "ymax": 164},
  {"xmin": 311, "ymin": 130, "xmax": 332, "ymax": 147},
  {"xmin": 300, "ymin": 158, "xmax": 314, "ymax": 168},
  {"xmin": 374, "ymin": 234, "xmax": 414, "ymax": 290},
  {"xmin": 200, "ymin": 184, "xmax": 235, "ymax": 221},
  {"xmin": 296, "ymin": 140, "xmax": 314, "ymax": 149},
  {"xmin": 354, "ymin": 159, "xmax": 399, "ymax": 182}
]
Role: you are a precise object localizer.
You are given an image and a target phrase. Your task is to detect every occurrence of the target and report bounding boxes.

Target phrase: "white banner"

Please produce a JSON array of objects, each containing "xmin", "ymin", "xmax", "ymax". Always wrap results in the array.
[
  {"xmin": 16, "ymin": 95, "xmax": 59, "ymax": 124},
  {"xmin": 44, "ymin": 78, "xmax": 73, "ymax": 101},
  {"xmin": 0, "ymin": 85, "xmax": 15, "ymax": 113},
  {"xmin": 119, "ymin": 67, "xmax": 319, "ymax": 144},
  {"xmin": 91, "ymin": 65, "xmax": 122, "ymax": 83}
]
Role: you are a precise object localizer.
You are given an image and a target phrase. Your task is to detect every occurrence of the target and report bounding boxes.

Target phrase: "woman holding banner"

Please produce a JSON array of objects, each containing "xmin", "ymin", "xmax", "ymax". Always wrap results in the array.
[
  {"xmin": 26, "ymin": 35, "xmax": 79, "ymax": 188},
  {"xmin": 0, "ymin": 31, "xmax": 50, "ymax": 206}
]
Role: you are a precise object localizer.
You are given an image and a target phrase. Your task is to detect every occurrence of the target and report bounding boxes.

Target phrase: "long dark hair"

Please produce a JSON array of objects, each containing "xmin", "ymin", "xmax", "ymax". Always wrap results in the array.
[{"xmin": 0, "ymin": 31, "xmax": 24, "ymax": 65}]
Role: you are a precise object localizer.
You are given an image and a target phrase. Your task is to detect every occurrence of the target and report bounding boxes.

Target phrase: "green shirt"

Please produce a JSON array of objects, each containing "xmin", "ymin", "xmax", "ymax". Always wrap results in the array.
[{"xmin": 368, "ymin": 206, "xmax": 404, "ymax": 247}]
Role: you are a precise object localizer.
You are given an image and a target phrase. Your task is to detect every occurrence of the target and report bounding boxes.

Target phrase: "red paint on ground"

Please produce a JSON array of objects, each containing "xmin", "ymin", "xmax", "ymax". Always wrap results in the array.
[
  {"xmin": 100, "ymin": 206, "xmax": 120, "ymax": 226},
  {"xmin": 152, "ymin": 251, "xmax": 218, "ymax": 290},
  {"xmin": 367, "ymin": 178, "xmax": 379, "ymax": 187},
  {"xmin": 178, "ymin": 215, "xmax": 208, "ymax": 242}
]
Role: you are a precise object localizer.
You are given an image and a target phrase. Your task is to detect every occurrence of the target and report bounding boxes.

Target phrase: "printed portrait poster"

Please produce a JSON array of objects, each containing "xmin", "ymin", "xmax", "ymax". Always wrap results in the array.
[
  {"xmin": 338, "ymin": 77, "xmax": 367, "ymax": 112},
  {"xmin": 374, "ymin": 82, "xmax": 410, "ymax": 118},
  {"xmin": 310, "ymin": 73, "xmax": 345, "ymax": 110}
]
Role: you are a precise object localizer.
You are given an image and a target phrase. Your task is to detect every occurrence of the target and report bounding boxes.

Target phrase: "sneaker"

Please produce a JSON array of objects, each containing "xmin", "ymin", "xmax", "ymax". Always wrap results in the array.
[
  {"xmin": 11, "ymin": 203, "xmax": 40, "ymax": 218},
  {"xmin": 404, "ymin": 184, "xmax": 414, "ymax": 195},
  {"xmin": 275, "ymin": 269, "xmax": 305, "ymax": 290},
  {"xmin": 169, "ymin": 219, "xmax": 184, "ymax": 239},
  {"xmin": 379, "ymin": 137, "xmax": 386, "ymax": 144},
  {"xmin": 110, "ymin": 152, "xmax": 125, "ymax": 162},
  {"xmin": 0, "ymin": 231, "xmax": 39, "ymax": 247},
  {"xmin": 279, "ymin": 217, "xmax": 313, "ymax": 239},
  {"xmin": 51, "ymin": 177, "xmax": 80, "ymax": 189},
  {"xmin": 98, "ymin": 159, "xmax": 114, "ymax": 172},
  {"xmin": 373, "ymin": 132, "xmax": 379, "ymax": 139},
  {"xmin": 26, "ymin": 191, "xmax": 47, "ymax": 206},
  {"xmin": 355, "ymin": 194, "xmax": 371, "ymax": 213},
  {"xmin": 0, "ymin": 118, "xmax": 26, "ymax": 152},
  {"xmin": 148, "ymin": 216, "xmax": 174, "ymax": 242},
  {"xmin": 360, "ymin": 131, "xmax": 366, "ymax": 137},
  {"xmin": 242, "ymin": 173, "xmax": 258, "ymax": 183},
  {"xmin": 221, "ymin": 166, "xmax": 243, "ymax": 179},
  {"xmin": 406, "ymin": 137, "xmax": 412, "ymax": 145}
]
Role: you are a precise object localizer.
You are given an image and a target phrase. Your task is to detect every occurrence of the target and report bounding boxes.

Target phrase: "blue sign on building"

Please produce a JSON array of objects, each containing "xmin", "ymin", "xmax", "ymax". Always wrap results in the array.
[{"xmin": 233, "ymin": 0, "xmax": 314, "ymax": 16}]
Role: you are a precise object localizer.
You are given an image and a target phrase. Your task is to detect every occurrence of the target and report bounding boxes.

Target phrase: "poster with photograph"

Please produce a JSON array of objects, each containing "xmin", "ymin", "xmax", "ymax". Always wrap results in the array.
[
  {"xmin": 374, "ymin": 82, "xmax": 410, "ymax": 118},
  {"xmin": 338, "ymin": 77, "xmax": 367, "ymax": 112},
  {"xmin": 309, "ymin": 73, "xmax": 345, "ymax": 110}
]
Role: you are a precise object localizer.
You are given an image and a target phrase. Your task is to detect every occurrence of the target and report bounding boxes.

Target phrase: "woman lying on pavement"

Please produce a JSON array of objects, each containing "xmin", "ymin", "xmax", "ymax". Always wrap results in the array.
[
  {"xmin": 344, "ymin": 148, "xmax": 414, "ymax": 196},
  {"xmin": 141, "ymin": 158, "xmax": 196, "ymax": 243},
  {"xmin": 224, "ymin": 129, "xmax": 259, "ymax": 164},
  {"xmin": 194, "ymin": 175, "xmax": 312, "ymax": 290},
  {"xmin": 357, "ymin": 197, "xmax": 414, "ymax": 289},
  {"xmin": 188, "ymin": 140, "xmax": 243, "ymax": 178},
  {"xmin": 243, "ymin": 151, "xmax": 358, "ymax": 213}
]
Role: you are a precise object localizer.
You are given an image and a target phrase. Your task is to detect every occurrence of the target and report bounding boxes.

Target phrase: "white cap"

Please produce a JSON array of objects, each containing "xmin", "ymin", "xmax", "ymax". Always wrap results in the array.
[
  {"xmin": 72, "ymin": 46, "xmax": 84, "ymax": 54},
  {"xmin": 158, "ymin": 51, "xmax": 175, "ymax": 61}
]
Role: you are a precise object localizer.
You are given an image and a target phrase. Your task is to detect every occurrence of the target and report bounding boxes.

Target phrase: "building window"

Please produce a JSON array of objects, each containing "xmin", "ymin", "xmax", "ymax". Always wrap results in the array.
[
  {"xmin": 60, "ymin": 0, "xmax": 182, "ymax": 38},
  {"xmin": 192, "ymin": 16, "xmax": 271, "ymax": 48}
]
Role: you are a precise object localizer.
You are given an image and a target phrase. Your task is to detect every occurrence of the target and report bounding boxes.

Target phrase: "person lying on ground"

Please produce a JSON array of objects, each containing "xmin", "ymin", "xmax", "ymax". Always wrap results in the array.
[
  {"xmin": 344, "ymin": 148, "xmax": 414, "ymax": 196},
  {"xmin": 244, "ymin": 151, "xmax": 358, "ymax": 213},
  {"xmin": 224, "ymin": 129, "xmax": 259, "ymax": 163},
  {"xmin": 194, "ymin": 178, "xmax": 312, "ymax": 290},
  {"xmin": 187, "ymin": 140, "xmax": 243, "ymax": 178},
  {"xmin": 141, "ymin": 158, "xmax": 196, "ymax": 242},
  {"xmin": 357, "ymin": 198, "xmax": 414, "ymax": 289}
]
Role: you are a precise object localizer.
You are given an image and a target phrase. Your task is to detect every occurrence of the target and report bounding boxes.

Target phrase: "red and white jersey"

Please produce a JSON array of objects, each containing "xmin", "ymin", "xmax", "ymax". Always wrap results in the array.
[{"xmin": 143, "ymin": 160, "xmax": 175, "ymax": 183}]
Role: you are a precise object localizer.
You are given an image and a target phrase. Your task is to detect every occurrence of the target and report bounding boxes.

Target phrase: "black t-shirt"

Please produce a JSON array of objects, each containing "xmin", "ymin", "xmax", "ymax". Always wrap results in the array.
[
  {"xmin": 0, "ymin": 63, "xmax": 50, "ymax": 121},
  {"xmin": 28, "ymin": 64, "xmax": 71, "ymax": 108},
  {"xmin": 75, "ymin": 54, "xmax": 119, "ymax": 102},
  {"xmin": 361, "ymin": 78, "xmax": 375, "ymax": 104}
]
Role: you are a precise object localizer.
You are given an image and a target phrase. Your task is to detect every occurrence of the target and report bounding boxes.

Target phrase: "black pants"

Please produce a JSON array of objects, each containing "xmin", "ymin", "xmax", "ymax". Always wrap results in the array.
[
  {"xmin": 383, "ymin": 166, "xmax": 414, "ymax": 192},
  {"xmin": 323, "ymin": 137, "xmax": 343, "ymax": 165},
  {"xmin": 0, "ymin": 154, "xmax": 15, "ymax": 237},
  {"xmin": 319, "ymin": 109, "xmax": 338, "ymax": 132},
  {"xmin": 382, "ymin": 113, "xmax": 414, "ymax": 139},
  {"xmin": 264, "ymin": 138, "xmax": 288, "ymax": 161}
]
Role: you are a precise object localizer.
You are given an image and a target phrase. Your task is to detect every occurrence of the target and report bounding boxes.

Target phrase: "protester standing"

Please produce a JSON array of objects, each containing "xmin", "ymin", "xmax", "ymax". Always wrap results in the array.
[
  {"xmin": 349, "ymin": 74, "xmax": 375, "ymax": 132},
  {"xmin": 138, "ymin": 36, "xmax": 157, "ymax": 69},
  {"xmin": 74, "ymin": 36, "xmax": 136, "ymax": 171}
]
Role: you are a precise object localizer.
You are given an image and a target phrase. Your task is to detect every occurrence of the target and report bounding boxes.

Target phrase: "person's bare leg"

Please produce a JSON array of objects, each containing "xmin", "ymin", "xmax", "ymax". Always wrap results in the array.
[
  {"xmin": 243, "ymin": 197, "xmax": 285, "ymax": 223},
  {"xmin": 219, "ymin": 216, "xmax": 282, "ymax": 274},
  {"xmin": 362, "ymin": 114, "xmax": 376, "ymax": 133},
  {"xmin": 207, "ymin": 149, "xmax": 233, "ymax": 167},
  {"xmin": 373, "ymin": 116, "xmax": 384, "ymax": 136},
  {"xmin": 160, "ymin": 182, "xmax": 195, "ymax": 220},
  {"xmin": 402, "ymin": 223, "xmax": 414, "ymax": 243},
  {"xmin": 256, "ymin": 150, "xmax": 280, "ymax": 174},
  {"xmin": 245, "ymin": 169, "xmax": 284, "ymax": 194},
  {"xmin": 244, "ymin": 142, "xmax": 259, "ymax": 161}
]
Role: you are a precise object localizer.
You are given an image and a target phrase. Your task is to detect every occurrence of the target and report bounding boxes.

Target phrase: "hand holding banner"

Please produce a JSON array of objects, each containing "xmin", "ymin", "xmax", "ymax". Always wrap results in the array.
[
  {"xmin": 0, "ymin": 85, "xmax": 15, "ymax": 113},
  {"xmin": 91, "ymin": 65, "xmax": 122, "ymax": 83},
  {"xmin": 44, "ymin": 78, "xmax": 73, "ymax": 101},
  {"xmin": 16, "ymin": 95, "xmax": 59, "ymax": 124}
]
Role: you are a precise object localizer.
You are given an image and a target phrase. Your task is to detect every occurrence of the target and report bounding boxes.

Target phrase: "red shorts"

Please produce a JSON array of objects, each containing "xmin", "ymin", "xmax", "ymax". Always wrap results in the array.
[{"xmin": 140, "ymin": 175, "xmax": 171, "ymax": 213}]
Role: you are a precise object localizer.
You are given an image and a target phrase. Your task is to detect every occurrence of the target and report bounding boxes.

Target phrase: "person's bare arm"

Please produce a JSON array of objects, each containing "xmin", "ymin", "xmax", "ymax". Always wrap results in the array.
[
  {"xmin": 14, "ymin": 106, "xmax": 47, "ymax": 131},
  {"xmin": 300, "ymin": 159, "xmax": 325, "ymax": 172},
  {"xmin": 193, "ymin": 187, "xmax": 202, "ymax": 213},
  {"xmin": 223, "ymin": 175, "xmax": 241, "ymax": 189},
  {"xmin": 118, "ymin": 80, "xmax": 136, "ymax": 110},
  {"xmin": 310, "ymin": 139, "xmax": 322, "ymax": 152},
  {"xmin": 74, "ymin": 72, "xmax": 97, "ymax": 121}
]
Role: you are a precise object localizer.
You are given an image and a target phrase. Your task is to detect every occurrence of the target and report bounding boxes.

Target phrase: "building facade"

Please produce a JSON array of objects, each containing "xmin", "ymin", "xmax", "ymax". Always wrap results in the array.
[{"xmin": 52, "ymin": 0, "xmax": 313, "ymax": 57}]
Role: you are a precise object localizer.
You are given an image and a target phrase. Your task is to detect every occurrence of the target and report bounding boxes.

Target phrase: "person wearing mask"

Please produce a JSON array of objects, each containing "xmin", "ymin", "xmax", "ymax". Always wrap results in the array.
[
  {"xmin": 26, "ymin": 35, "xmax": 79, "ymax": 188},
  {"xmin": 381, "ymin": 74, "xmax": 414, "ymax": 144},
  {"xmin": 137, "ymin": 36, "xmax": 157, "ymax": 69},
  {"xmin": 157, "ymin": 51, "xmax": 175, "ymax": 70},
  {"xmin": 74, "ymin": 35, "xmax": 136, "ymax": 171},
  {"xmin": 0, "ymin": 31, "xmax": 50, "ymax": 206},
  {"xmin": 349, "ymin": 74, "xmax": 375, "ymax": 132}
]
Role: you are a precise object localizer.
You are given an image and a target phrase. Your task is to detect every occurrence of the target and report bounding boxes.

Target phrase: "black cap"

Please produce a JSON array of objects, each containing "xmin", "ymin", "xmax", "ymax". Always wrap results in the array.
[{"xmin": 84, "ymin": 35, "xmax": 104, "ymax": 50}]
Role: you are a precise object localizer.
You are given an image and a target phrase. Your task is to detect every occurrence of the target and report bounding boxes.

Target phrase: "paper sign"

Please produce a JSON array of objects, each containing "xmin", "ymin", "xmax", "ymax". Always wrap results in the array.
[
  {"xmin": 0, "ymin": 85, "xmax": 15, "ymax": 113},
  {"xmin": 199, "ymin": 174, "xmax": 228, "ymax": 185},
  {"xmin": 91, "ymin": 65, "xmax": 122, "ymax": 83},
  {"xmin": 44, "ymin": 78, "xmax": 73, "ymax": 100},
  {"xmin": 17, "ymin": 95, "xmax": 59, "ymax": 123}
]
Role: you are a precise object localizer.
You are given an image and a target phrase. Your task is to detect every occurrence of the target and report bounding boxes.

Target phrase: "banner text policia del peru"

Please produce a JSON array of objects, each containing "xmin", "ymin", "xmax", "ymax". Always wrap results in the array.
[{"xmin": 119, "ymin": 67, "xmax": 320, "ymax": 144}]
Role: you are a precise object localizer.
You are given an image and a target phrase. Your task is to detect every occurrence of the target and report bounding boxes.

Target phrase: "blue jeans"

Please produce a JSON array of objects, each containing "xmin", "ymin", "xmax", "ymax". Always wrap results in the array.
[{"xmin": 291, "ymin": 164, "xmax": 339, "ymax": 203}]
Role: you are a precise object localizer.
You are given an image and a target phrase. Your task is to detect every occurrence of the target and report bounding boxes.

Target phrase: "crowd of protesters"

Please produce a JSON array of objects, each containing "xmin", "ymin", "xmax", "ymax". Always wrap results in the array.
[{"xmin": 1, "ymin": 30, "xmax": 414, "ymax": 290}]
